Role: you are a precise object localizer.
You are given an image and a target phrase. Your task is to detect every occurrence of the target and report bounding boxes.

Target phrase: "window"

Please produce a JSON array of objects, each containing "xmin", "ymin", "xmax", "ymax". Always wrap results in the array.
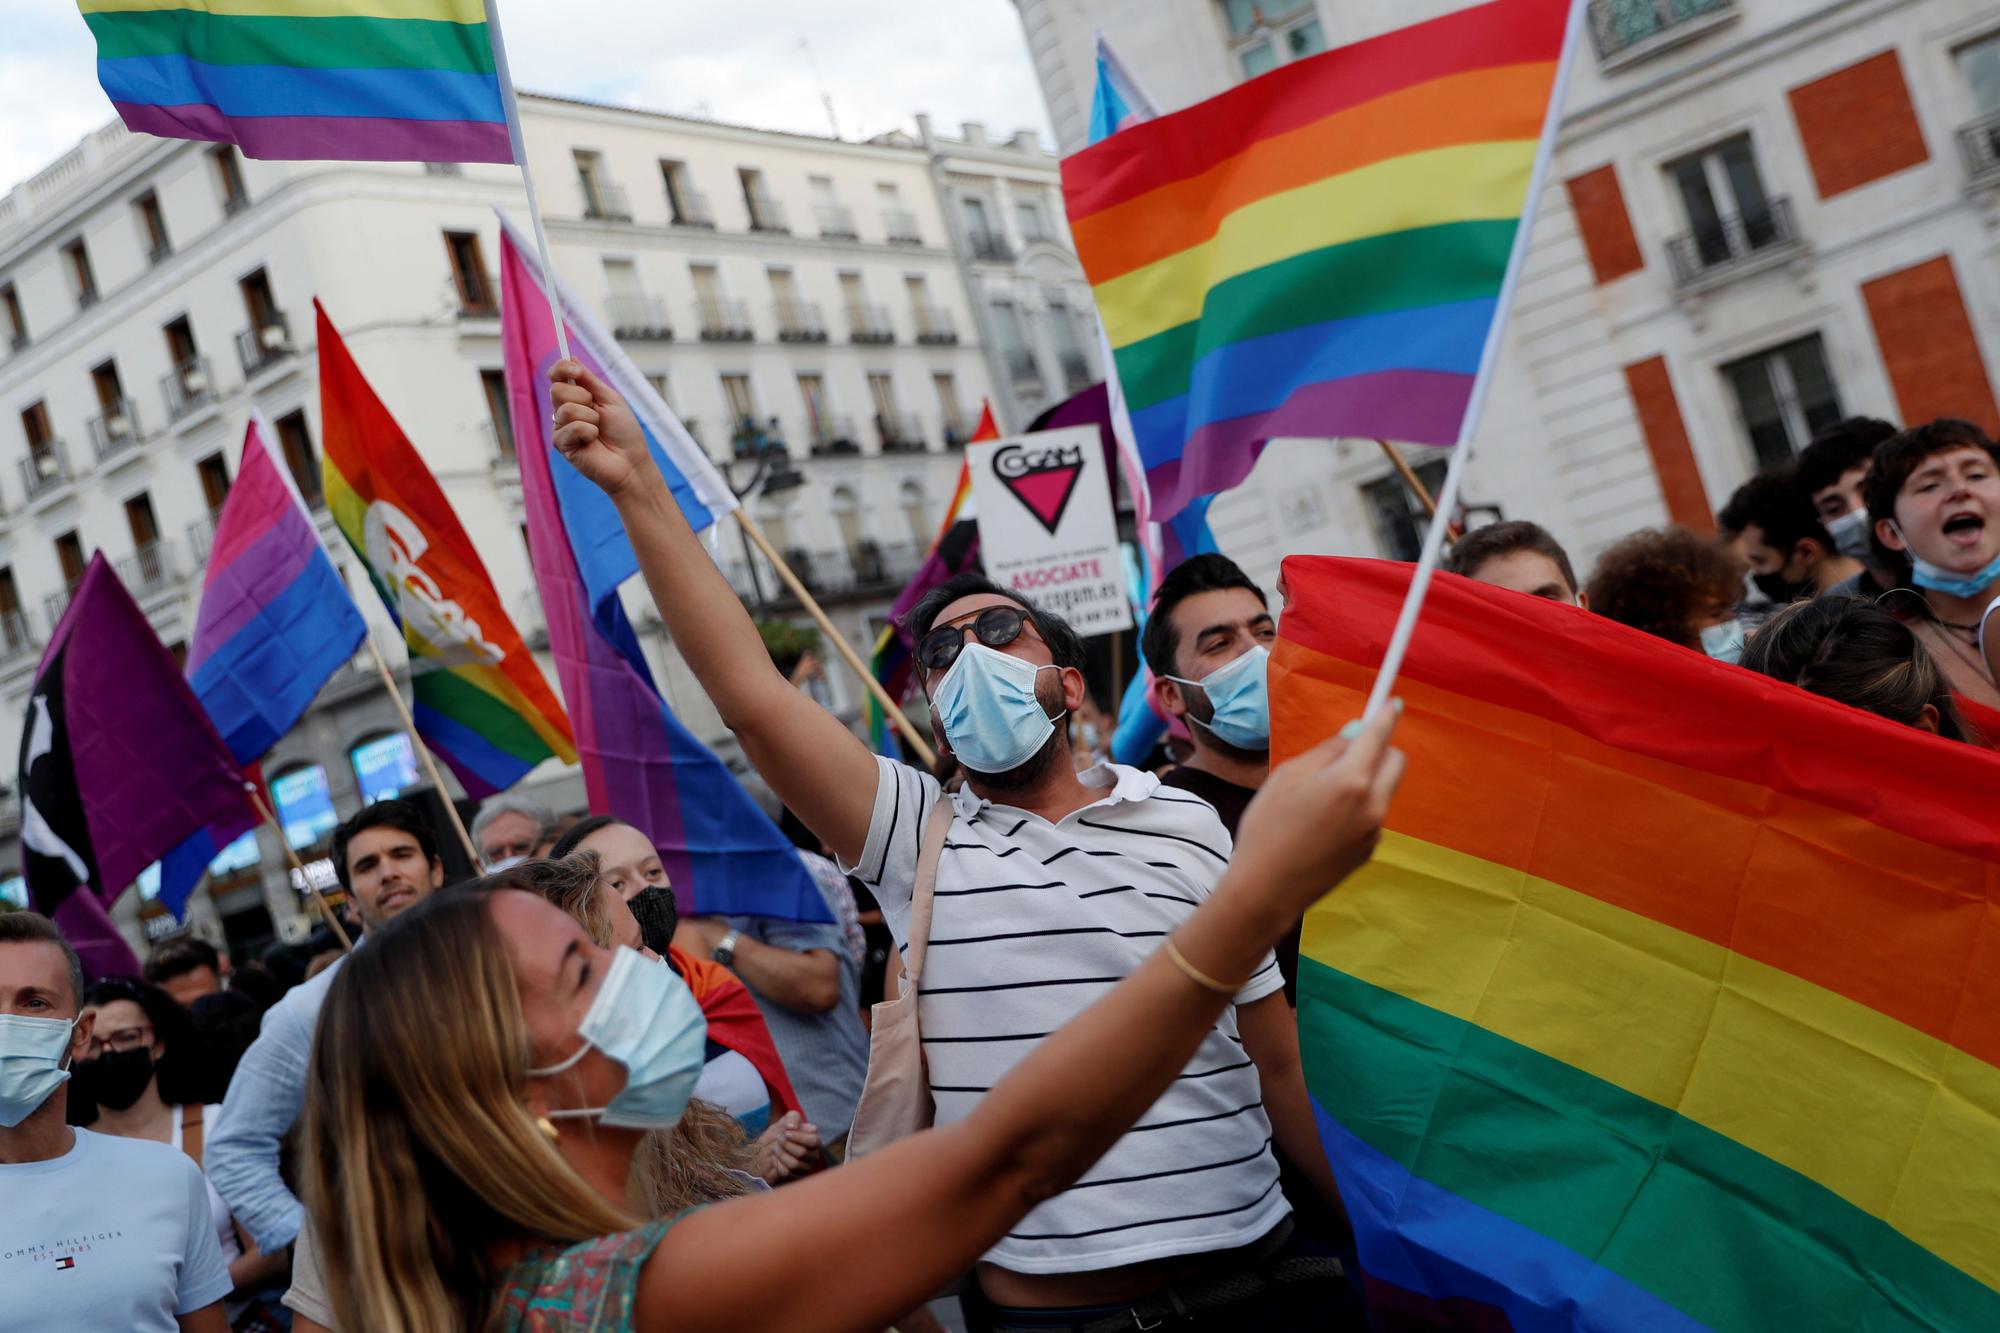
[
  {"xmin": 1722, "ymin": 334, "xmax": 1843, "ymax": 469},
  {"xmin": 196, "ymin": 451, "xmax": 230, "ymax": 512},
  {"xmin": 21, "ymin": 400, "xmax": 52, "ymax": 448},
  {"xmin": 1665, "ymin": 135, "xmax": 1791, "ymax": 281},
  {"xmin": 134, "ymin": 191, "xmax": 171, "ymax": 262},
  {"xmin": 210, "ymin": 146, "xmax": 249, "ymax": 211},
  {"xmin": 900, "ymin": 479, "xmax": 930, "ymax": 546},
  {"xmin": 54, "ymin": 531, "xmax": 87, "ymax": 588},
  {"xmin": 443, "ymin": 231, "xmax": 494, "ymax": 315},
  {"xmin": 275, "ymin": 409, "xmax": 322, "ymax": 505},
  {"xmin": 238, "ymin": 268, "xmax": 288, "ymax": 372},
  {"xmin": 164, "ymin": 315, "xmax": 199, "ymax": 365},
  {"xmin": 480, "ymin": 369, "xmax": 513, "ymax": 456},
  {"xmin": 1364, "ymin": 459, "xmax": 1449, "ymax": 562},
  {"xmin": 690, "ymin": 263, "xmax": 724, "ymax": 308},
  {"xmin": 933, "ymin": 372, "xmax": 965, "ymax": 437},
  {"xmin": 351, "ymin": 733, "xmax": 419, "ymax": 803},
  {"xmin": 1, "ymin": 283, "xmax": 25, "ymax": 350},
  {"xmin": 810, "ymin": 175, "xmax": 854, "ymax": 238},
  {"xmin": 868, "ymin": 372, "xmax": 900, "ymax": 420},
  {"xmin": 644, "ymin": 372, "xmax": 671, "ymax": 408},
  {"xmin": 962, "ymin": 196, "xmax": 1008, "ymax": 258},
  {"xmin": 1222, "ymin": 1, "xmax": 1323, "ymax": 78},
  {"xmin": 271, "ymin": 764, "xmax": 338, "ymax": 850},
  {"xmin": 740, "ymin": 168, "xmax": 786, "ymax": 233},
  {"xmin": 62, "ymin": 239, "xmax": 97, "ymax": 307},
  {"xmin": 797, "ymin": 373, "xmax": 832, "ymax": 445},
  {"xmin": 661, "ymin": 160, "xmax": 710, "ymax": 227},
  {"xmin": 831, "ymin": 484, "xmax": 864, "ymax": 551},
  {"xmin": 90, "ymin": 359, "xmax": 123, "ymax": 413},
  {"xmin": 878, "ymin": 182, "xmax": 920, "ymax": 243},
  {"xmin": 0, "ymin": 566, "xmax": 24, "ymax": 653},
  {"xmin": 1045, "ymin": 288, "xmax": 1092, "ymax": 389},
  {"xmin": 1014, "ymin": 198, "xmax": 1048, "ymax": 243},
  {"xmin": 125, "ymin": 492, "xmax": 160, "ymax": 548},
  {"xmin": 1961, "ymin": 33, "xmax": 2000, "ymax": 112},
  {"xmin": 721, "ymin": 373, "xmax": 758, "ymax": 425},
  {"xmin": 991, "ymin": 298, "xmax": 1037, "ymax": 381}
]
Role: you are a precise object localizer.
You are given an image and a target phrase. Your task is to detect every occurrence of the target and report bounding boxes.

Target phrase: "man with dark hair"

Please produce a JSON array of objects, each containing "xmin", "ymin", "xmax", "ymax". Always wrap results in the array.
[
  {"xmin": 144, "ymin": 936, "xmax": 226, "ymax": 1009},
  {"xmin": 545, "ymin": 362, "xmax": 1352, "ymax": 1324},
  {"xmin": 1442, "ymin": 520, "xmax": 1584, "ymax": 605},
  {"xmin": 1, "ymin": 912, "xmax": 231, "ymax": 1332},
  {"xmin": 1718, "ymin": 468, "xmax": 1863, "ymax": 603},
  {"xmin": 1797, "ymin": 416, "xmax": 1898, "ymax": 561},
  {"xmin": 1864, "ymin": 418, "xmax": 2000, "ymax": 712},
  {"xmin": 208, "ymin": 798, "xmax": 445, "ymax": 1253}
]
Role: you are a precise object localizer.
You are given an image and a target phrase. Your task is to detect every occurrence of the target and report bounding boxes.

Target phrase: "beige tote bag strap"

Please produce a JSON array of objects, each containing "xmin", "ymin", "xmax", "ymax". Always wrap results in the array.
[
  {"xmin": 901, "ymin": 799, "xmax": 956, "ymax": 987},
  {"xmin": 180, "ymin": 1104, "xmax": 204, "ymax": 1169}
]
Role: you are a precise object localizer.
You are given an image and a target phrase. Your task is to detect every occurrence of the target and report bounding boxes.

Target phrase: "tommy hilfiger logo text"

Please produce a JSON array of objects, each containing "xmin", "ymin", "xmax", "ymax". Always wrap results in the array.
[{"xmin": 3, "ymin": 1231, "xmax": 123, "ymax": 1263}]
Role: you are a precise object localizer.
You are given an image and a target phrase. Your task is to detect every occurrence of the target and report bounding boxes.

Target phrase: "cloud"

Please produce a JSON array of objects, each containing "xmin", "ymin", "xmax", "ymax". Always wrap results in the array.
[{"xmin": 2, "ymin": 0, "xmax": 1053, "ymax": 196}]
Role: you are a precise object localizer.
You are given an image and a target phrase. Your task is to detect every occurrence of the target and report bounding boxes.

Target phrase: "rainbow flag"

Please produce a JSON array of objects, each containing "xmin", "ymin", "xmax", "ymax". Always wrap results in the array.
[
  {"xmin": 77, "ymin": 0, "xmax": 513, "ymax": 163},
  {"xmin": 1062, "ymin": 0, "xmax": 1577, "ymax": 525},
  {"xmin": 1274, "ymin": 557, "xmax": 2000, "ymax": 1329},
  {"xmin": 319, "ymin": 300, "xmax": 574, "ymax": 799}
]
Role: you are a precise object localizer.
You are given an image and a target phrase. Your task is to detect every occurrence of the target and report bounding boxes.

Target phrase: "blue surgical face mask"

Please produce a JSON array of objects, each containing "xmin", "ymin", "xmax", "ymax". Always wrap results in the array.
[
  {"xmin": 1888, "ymin": 520, "xmax": 2000, "ymax": 599},
  {"xmin": 530, "ymin": 946, "xmax": 707, "ymax": 1131},
  {"xmin": 1825, "ymin": 508, "xmax": 1872, "ymax": 564},
  {"xmin": 931, "ymin": 643, "xmax": 1064, "ymax": 774},
  {"xmin": 1168, "ymin": 644, "xmax": 1271, "ymax": 751},
  {"xmin": 0, "ymin": 1014, "xmax": 76, "ymax": 1128},
  {"xmin": 1700, "ymin": 620, "xmax": 1746, "ymax": 665}
]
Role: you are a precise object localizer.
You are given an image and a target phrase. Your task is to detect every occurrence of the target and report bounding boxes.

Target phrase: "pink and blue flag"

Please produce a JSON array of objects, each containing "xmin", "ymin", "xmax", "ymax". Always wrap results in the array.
[
  {"xmin": 158, "ymin": 416, "xmax": 366, "ymax": 916},
  {"xmin": 497, "ymin": 215, "xmax": 829, "ymax": 923},
  {"xmin": 1088, "ymin": 32, "xmax": 1153, "ymax": 144}
]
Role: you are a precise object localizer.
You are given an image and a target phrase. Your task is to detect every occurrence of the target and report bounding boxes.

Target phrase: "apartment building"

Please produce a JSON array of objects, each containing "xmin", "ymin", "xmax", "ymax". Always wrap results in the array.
[
  {"xmin": 0, "ymin": 93, "xmax": 1014, "ymax": 958},
  {"xmin": 1012, "ymin": 0, "xmax": 2000, "ymax": 591}
]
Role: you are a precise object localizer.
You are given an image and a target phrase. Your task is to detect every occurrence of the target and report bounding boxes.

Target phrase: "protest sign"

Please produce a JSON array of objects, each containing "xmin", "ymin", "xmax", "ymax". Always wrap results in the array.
[{"xmin": 967, "ymin": 426, "xmax": 1133, "ymax": 637}]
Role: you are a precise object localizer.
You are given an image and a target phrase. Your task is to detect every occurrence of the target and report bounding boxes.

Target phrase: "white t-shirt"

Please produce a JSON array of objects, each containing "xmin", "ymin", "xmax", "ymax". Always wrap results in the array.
[
  {"xmin": 0, "ymin": 1128, "xmax": 232, "ymax": 1333},
  {"xmin": 170, "ymin": 1103, "xmax": 243, "ymax": 1269},
  {"xmin": 842, "ymin": 758, "xmax": 1288, "ymax": 1274}
]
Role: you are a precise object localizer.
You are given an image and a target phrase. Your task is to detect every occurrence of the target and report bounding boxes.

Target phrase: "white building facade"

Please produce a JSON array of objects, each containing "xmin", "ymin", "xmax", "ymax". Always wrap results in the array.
[
  {"xmin": 0, "ymin": 93, "xmax": 1021, "ymax": 959},
  {"xmin": 1012, "ymin": 0, "xmax": 2000, "ymax": 591}
]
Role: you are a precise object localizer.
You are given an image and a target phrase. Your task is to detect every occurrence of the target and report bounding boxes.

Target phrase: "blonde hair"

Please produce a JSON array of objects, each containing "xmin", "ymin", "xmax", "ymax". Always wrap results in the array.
[
  {"xmin": 302, "ymin": 891, "xmax": 638, "ymax": 1333},
  {"xmin": 474, "ymin": 853, "xmax": 760, "ymax": 1211}
]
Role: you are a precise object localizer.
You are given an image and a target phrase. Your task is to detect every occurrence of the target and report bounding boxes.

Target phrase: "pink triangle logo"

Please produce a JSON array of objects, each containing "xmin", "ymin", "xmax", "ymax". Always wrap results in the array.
[{"xmin": 994, "ymin": 442, "xmax": 1084, "ymax": 536}]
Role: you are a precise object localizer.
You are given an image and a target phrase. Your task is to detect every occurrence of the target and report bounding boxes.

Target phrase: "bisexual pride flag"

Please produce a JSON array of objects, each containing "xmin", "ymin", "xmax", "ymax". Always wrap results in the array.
[
  {"xmin": 1063, "ymin": 0, "xmax": 1578, "ymax": 525},
  {"xmin": 497, "ymin": 216, "xmax": 829, "ymax": 923}
]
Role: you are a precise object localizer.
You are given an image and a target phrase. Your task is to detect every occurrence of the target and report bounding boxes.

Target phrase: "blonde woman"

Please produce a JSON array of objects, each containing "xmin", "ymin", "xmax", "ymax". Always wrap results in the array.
[{"xmin": 301, "ymin": 707, "xmax": 1401, "ymax": 1331}]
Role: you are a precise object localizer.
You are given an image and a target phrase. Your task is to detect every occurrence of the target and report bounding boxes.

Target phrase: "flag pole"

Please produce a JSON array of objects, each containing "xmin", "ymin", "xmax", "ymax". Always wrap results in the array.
[
  {"xmin": 246, "ymin": 784, "xmax": 351, "ymax": 953},
  {"xmin": 364, "ymin": 635, "xmax": 485, "ymax": 867},
  {"xmin": 1376, "ymin": 439, "xmax": 1462, "ymax": 542},
  {"xmin": 1362, "ymin": 0, "xmax": 1586, "ymax": 722},
  {"xmin": 485, "ymin": 0, "xmax": 570, "ymax": 363},
  {"xmin": 734, "ymin": 510, "xmax": 939, "ymax": 770}
]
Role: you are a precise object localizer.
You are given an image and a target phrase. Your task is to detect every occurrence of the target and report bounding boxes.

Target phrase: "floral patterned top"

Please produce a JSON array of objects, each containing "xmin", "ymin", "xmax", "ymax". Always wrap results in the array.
[{"xmin": 491, "ymin": 1214, "xmax": 693, "ymax": 1332}]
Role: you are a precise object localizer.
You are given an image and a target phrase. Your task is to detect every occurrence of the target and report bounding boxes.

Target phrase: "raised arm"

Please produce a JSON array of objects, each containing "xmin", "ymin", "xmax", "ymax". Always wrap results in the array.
[
  {"xmin": 550, "ymin": 361, "xmax": 884, "ymax": 865},
  {"xmin": 644, "ymin": 707, "xmax": 1406, "ymax": 1332}
]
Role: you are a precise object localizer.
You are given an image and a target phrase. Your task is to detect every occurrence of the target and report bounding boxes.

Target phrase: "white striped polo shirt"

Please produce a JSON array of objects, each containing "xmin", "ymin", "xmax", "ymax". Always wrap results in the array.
[{"xmin": 843, "ymin": 756, "xmax": 1287, "ymax": 1274}]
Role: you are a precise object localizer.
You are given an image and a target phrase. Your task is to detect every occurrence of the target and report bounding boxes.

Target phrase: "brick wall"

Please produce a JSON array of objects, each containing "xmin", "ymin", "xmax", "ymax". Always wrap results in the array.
[
  {"xmin": 1623, "ymin": 357, "xmax": 1712, "ymax": 531},
  {"xmin": 1789, "ymin": 50, "xmax": 1930, "ymax": 198},
  {"xmin": 1862, "ymin": 255, "xmax": 2000, "ymax": 430},
  {"xmin": 1565, "ymin": 165, "xmax": 1645, "ymax": 285}
]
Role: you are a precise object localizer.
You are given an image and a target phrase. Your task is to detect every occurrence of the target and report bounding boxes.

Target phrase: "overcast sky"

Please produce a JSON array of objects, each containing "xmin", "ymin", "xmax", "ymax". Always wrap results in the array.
[{"xmin": 1, "ymin": 0, "xmax": 1054, "ymax": 195}]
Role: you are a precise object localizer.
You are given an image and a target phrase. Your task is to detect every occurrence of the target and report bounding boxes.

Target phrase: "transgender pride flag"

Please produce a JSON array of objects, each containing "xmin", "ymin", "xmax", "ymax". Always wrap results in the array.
[
  {"xmin": 158, "ymin": 416, "xmax": 366, "ymax": 916},
  {"xmin": 497, "ymin": 215, "xmax": 828, "ymax": 923}
]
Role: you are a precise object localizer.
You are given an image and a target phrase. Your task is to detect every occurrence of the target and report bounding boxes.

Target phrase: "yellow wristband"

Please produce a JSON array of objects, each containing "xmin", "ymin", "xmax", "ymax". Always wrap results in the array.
[{"xmin": 1163, "ymin": 936, "xmax": 1243, "ymax": 996}]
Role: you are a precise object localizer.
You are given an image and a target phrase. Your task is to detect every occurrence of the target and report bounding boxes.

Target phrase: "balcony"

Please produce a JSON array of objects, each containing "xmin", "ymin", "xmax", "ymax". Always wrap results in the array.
[
  {"xmin": 847, "ymin": 303, "xmax": 896, "ymax": 344},
  {"xmin": 816, "ymin": 203, "xmax": 858, "ymax": 240},
  {"xmin": 729, "ymin": 416, "xmax": 787, "ymax": 460},
  {"xmin": 696, "ymin": 298, "xmax": 754, "ymax": 342},
  {"xmin": 20, "ymin": 441, "xmax": 72, "ymax": 501},
  {"xmin": 669, "ymin": 189, "xmax": 715, "ymax": 229},
  {"xmin": 45, "ymin": 586, "xmax": 77, "ymax": 630},
  {"xmin": 774, "ymin": 301, "xmax": 828, "ymax": 343},
  {"xmin": 967, "ymin": 229, "xmax": 1014, "ymax": 262},
  {"xmin": 581, "ymin": 181, "xmax": 632, "ymax": 222},
  {"xmin": 235, "ymin": 311, "xmax": 294, "ymax": 377},
  {"xmin": 1005, "ymin": 348, "xmax": 1042, "ymax": 383},
  {"xmin": 458, "ymin": 275, "xmax": 500, "ymax": 319},
  {"xmin": 88, "ymin": 399, "xmax": 142, "ymax": 463},
  {"xmin": 1666, "ymin": 197, "xmax": 1802, "ymax": 289},
  {"xmin": 883, "ymin": 208, "xmax": 923, "ymax": 245},
  {"xmin": 160, "ymin": 356, "xmax": 215, "ymax": 423},
  {"xmin": 1060, "ymin": 350, "xmax": 1093, "ymax": 392},
  {"xmin": 942, "ymin": 414, "xmax": 976, "ymax": 449},
  {"xmin": 607, "ymin": 293, "xmax": 673, "ymax": 340},
  {"xmin": 186, "ymin": 509, "xmax": 224, "ymax": 564},
  {"xmin": 913, "ymin": 305, "xmax": 959, "ymax": 345},
  {"xmin": 745, "ymin": 193, "xmax": 790, "ymax": 234},
  {"xmin": 729, "ymin": 541, "xmax": 924, "ymax": 608},
  {"xmin": 117, "ymin": 540, "xmax": 178, "ymax": 597},
  {"xmin": 146, "ymin": 240, "xmax": 173, "ymax": 267},
  {"xmin": 1588, "ymin": 0, "xmax": 1737, "ymax": 67},
  {"xmin": 807, "ymin": 415, "xmax": 860, "ymax": 456},
  {"xmin": 0, "ymin": 610, "xmax": 36, "ymax": 665},
  {"xmin": 877, "ymin": 412, "xmax": 927, "ymax": 454},
  {"xmin": 1959, "ymin": 110, "xmax": 2000, "ymax": 190}
]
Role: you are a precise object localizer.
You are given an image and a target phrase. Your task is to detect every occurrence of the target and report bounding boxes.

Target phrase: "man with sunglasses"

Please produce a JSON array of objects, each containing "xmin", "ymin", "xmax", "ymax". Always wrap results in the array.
[{"xmin": 550, "ymin": 361, "xmax": 1353, "ymax": 1330}]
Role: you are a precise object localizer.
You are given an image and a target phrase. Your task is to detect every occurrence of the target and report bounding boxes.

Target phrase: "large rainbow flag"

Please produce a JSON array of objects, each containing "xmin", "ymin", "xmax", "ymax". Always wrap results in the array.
[
  {"xmin": 1062, "ymin": 0, "xmax": 1576, "ymax": 525},
  {"xmin": 319, "ymin": 300, "xmax": 574, "ymax": 799},
  {"xmin": 1275, "ymin": 557, "xmax": 2000, "ymax": 1329},
  {"xmin": 77, "ymin": 0, "xmax": 513, "ymax": 163}
]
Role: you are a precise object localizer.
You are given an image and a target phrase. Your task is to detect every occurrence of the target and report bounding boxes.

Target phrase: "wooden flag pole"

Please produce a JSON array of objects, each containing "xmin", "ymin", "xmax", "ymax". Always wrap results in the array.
[
  {"xmin": 246, "ymin": 784, "xmax": 351, "ymax": 953},
  {"xmin": 733, "ymin": 510, "xmax": 939, "ymax": 771},
  {"xmin": 1377, "ymin": 439, "xmax": 1462, "ymax": 542},
  {"xmin": 364, "ymin": 635, "xmax": 484, "ymax": 867}
]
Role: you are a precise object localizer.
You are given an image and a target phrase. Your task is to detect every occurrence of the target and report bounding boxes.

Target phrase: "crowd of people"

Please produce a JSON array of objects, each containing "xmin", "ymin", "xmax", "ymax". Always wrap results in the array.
[{"xmin": 4, "ymin": 364, "xmax": 1995, "ymax": 1333}]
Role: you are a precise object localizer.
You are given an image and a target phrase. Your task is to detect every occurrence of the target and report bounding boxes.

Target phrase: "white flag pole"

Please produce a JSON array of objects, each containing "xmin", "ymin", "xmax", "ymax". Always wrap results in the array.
[
  {"xmin": 1360, "ymin": 0, "xmax": 1586, "ymax": 721},
  {"xmin": 485, "ymin": 0, "xmax": 570, "ymax": 363}
]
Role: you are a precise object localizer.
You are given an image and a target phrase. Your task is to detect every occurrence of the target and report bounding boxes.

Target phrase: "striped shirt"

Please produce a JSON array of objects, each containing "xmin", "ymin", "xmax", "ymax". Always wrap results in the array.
[{"xmin": 843, "ymin": 757, "xmax": 1287, "ymax": 1274}]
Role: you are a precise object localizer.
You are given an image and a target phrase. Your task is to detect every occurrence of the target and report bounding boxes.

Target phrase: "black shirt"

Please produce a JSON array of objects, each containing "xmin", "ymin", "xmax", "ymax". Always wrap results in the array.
[{"xmin": 1158, "ymin": 765, "xmax": 1303, "ymax": 1004}]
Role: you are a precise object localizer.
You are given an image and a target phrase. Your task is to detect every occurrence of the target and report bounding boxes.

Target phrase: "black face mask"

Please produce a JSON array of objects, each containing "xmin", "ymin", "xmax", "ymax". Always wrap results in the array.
[
  {"xmin": 76, "ymin": 1047, "xmax": 155, "ymax": 1112},
  {"xmin": 1752, "ymin": 564, "xmax": 1813, "ymax": 605},
  {"xmin": 627, "ymin": 885, "xmax": 679, "ymax": 957}
]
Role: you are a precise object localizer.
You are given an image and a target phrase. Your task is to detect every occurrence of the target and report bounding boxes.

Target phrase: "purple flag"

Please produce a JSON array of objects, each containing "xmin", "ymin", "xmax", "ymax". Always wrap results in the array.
[{"xmin": 19, "ymin": 555, "xmax": 253, "ymax": 975}]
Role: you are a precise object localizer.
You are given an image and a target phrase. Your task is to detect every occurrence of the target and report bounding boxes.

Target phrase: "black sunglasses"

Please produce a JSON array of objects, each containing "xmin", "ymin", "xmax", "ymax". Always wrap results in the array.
[{"xmin": 917, "ymin": 606, "xmax": 1035, "ymax": 674}]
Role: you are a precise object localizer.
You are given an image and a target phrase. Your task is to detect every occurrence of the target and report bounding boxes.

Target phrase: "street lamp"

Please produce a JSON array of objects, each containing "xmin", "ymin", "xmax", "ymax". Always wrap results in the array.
[{"xmin": 722, "ymin": 417, "xmax": 804, "ymax": 612}]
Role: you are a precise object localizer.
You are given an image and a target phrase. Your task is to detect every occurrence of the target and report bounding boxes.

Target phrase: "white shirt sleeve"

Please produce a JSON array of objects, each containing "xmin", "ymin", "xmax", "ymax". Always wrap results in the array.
[
  {"xmin": 174, "ymin": 1155, "xmax": 233, "ymax": 1316},
  {"xmin": 835, "ymin": 755, "xmax": 944, "ymax": 916}
]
